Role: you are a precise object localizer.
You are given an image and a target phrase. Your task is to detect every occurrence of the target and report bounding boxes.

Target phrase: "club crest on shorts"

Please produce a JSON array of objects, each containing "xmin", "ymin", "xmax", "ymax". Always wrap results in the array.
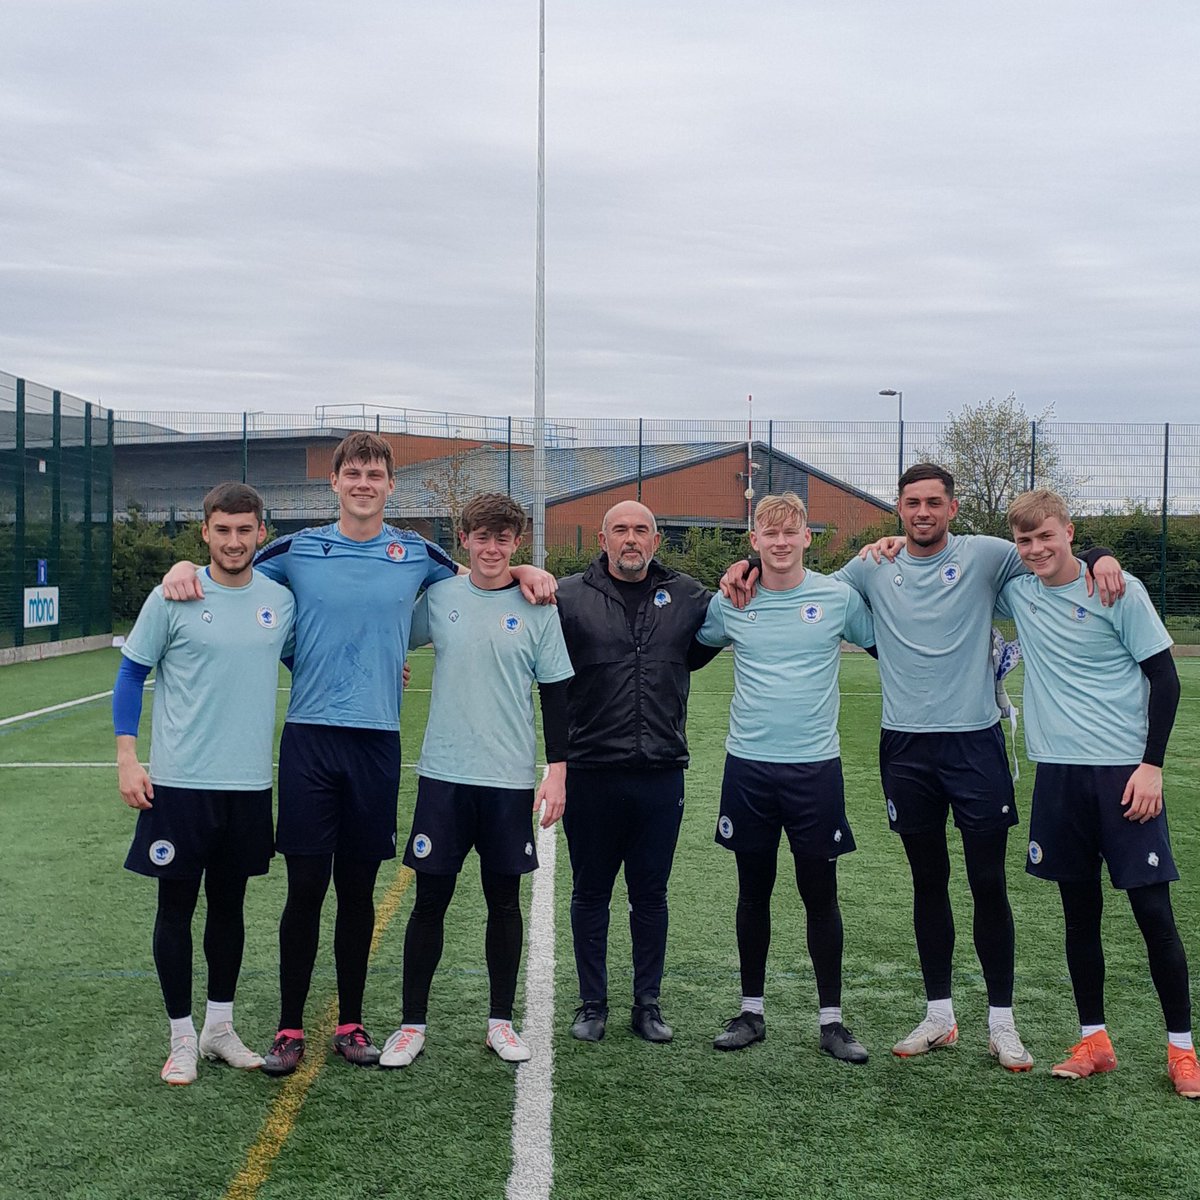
[
  {"xmin": 886, "ymin": 798, "xmax": 898, "ymax": 823},
  {"xmin": 1028, "ymin": 841, "xmax": 1043, "ymax": 865},
  {"xmin": 149, "ymin": 839, "xmax": 176, "ymax": 867},
  {"xmin": 653, "ymin": 589, "xmax": 671, "ymax": 607},
  {"xmin": 940, "ymin": 562, "xmax": 961, "ymax": 586},
  {"xmin": 256, "ymin": 606, "xmax": 277, "ymax": 629},
  {"xmin": 412, "ymin": 834, "xmax": 432, "ymax": 859},
  {"xmin": 1072, "ymin": 606, "xmax": 1088, "ymax": 622},
  {"xmin": 1148, "ymin": 851, "xmax": 1160, "ymax": 867},
  {"xmin": 201, "ymin": 610, "xmax": 213, "ymax": 623},
  {"xmin": 501, "ymin": 613, "xmax": 523, "ymax": 633},
  {"xmin": 386, "ymin": 542, "xmax": 406, "ymax": 562},
  {"xmin": 801, "ymin": 603, "xmax": 823, "ymax": 623},
  {"xmin": 718, "ymin": 815, "xmax": 733, "ymax": 840}
]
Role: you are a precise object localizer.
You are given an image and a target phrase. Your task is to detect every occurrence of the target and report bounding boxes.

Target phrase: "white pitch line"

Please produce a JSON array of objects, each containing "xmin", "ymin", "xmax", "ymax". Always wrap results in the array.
[
  {"xmin": 506, "ymin": 819, "xmax": 557, "ymax": 1200},
  {"xmin": 0, "ymin": 691, "xmax": 114, "ymax": 727}
]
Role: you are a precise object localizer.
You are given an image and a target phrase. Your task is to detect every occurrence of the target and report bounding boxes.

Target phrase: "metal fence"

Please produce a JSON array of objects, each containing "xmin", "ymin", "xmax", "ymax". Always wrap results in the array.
[
  {"xmin": 0, "ymin": 372, "xmax": 114, "ymax": 649},
  {"xmin": 5, "ymin": 381, "xmax": 1200, "ymax": 643}
]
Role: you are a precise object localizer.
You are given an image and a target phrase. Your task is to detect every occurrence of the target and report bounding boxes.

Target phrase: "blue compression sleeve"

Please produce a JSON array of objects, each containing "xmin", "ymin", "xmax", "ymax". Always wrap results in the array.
[{"xmin": 112, "ymin": 658, "xmax": 152, "ymax": 736}]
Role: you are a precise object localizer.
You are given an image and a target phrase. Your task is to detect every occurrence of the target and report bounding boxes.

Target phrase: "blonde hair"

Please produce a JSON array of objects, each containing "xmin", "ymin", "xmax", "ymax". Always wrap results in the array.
[
  {"xmin": 1007, "ymin": 488, "xmax": 1071, "ymax": 532},
  {"xmin": 753, "ymin": 492, "xmax": 807, "ymax": 530}
]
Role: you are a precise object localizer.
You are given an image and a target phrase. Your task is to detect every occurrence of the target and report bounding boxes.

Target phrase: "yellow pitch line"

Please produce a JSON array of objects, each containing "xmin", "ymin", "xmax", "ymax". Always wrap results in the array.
[{"xmin": 223, "ymin": 865, "xmax": 414, "ymax": 1200}]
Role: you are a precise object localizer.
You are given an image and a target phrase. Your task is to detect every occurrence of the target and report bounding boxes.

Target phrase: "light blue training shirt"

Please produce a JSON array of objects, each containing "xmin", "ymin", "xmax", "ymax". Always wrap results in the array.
[
  {"xmin": 836, "ymin": 533, "xmax": 1024, "ymax": 733},
  {"xmin": 122, "ymin": 568, "xmax": 295, "ymax": 788},
  {"xmin": 255, "ymin": 523, "xmax": 457, "ymax": 730},
  {"xmin": 411, "ymin": 576, "xmax": 575, "ymax": 788},
  {"xmin": 996, "ymin": 565, "xmax": 1172, "ymax": 764},
  {"xmin": 697, "ymin": 570, "xmax": 875, "ymax": 763}
]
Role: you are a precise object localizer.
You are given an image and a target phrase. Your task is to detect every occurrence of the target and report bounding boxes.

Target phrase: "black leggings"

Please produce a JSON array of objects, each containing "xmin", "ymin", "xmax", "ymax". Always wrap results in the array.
[
  {"xmin": 402, "ymin": 869, "xmax": 524, "ymax": 1024},
  {"xmin": 1059, "ymin": 879, "xmax": 1191, "ymax": 1032},
  {"xmin": 153, "ymin": 867, "xmax": 249, "ymax": 1021},
  {"xmin": 277, "ymin": 853, "xmax": 381, "ymax": 1030},
  {"xmin": 900, "ymin": 826, "xmax": 1014, "ymax": 1006},
  {"xmin": 734, "ymin": 850, "xmax": 843, "ymax": 1008}
]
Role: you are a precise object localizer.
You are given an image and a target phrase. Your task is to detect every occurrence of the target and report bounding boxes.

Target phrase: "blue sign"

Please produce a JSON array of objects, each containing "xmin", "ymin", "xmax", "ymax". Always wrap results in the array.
[{"xmin": 37, "ymin": 559, "xmax": 48, "ymax": 585}]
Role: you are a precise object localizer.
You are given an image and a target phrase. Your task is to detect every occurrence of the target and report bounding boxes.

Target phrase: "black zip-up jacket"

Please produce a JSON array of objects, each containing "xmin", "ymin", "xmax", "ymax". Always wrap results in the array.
[{"xmin": 556, "ymin": 555, "xmax": 712, "ymax": 769}]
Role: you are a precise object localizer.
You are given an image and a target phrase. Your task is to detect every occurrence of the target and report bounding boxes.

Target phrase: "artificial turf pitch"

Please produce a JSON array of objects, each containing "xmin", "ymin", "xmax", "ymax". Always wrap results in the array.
[{"xmin": 0, "ymin": 648, "xmax": 1197, "ymax": 1200}]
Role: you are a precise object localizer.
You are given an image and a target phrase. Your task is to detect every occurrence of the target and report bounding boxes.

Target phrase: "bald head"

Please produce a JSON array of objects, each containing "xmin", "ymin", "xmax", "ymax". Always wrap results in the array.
[{"xmin": 599, "ymin": 500, "xmax": 661, "ymax": 581}]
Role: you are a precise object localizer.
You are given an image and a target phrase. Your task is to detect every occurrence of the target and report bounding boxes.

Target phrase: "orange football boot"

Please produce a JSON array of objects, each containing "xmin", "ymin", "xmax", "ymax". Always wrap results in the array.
[
  {"xmin": 1168, "ymin": 1046, "xmax": 1200, "ymax": 1100},
  {"xmin": 1051, "ymin": 1030, "xmax": 1117, "ymax": 1080}
]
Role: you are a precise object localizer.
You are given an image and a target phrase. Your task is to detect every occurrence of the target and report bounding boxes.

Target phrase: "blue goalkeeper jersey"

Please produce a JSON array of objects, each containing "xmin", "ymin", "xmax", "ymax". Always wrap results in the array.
[{"xmin": 255, "ymin": 522, "xmax": 457, "ymax": 730}]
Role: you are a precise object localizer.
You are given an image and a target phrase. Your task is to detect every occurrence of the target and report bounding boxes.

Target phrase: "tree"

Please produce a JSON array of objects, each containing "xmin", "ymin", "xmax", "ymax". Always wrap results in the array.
[{"xmin": 923, "ymin": 393, "xmax": 1083, "ymax": 536}]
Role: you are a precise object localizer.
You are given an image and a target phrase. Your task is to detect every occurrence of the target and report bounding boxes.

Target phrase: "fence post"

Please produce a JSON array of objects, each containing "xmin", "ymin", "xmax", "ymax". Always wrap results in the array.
[
  {"xmin": 82, "ymin": 402, "xmax": 93, "ymax": 635},
  {"xmin": 105, "ymin": 410, "xmax": 114, "ymax": 633},
  {"xmin": 241, "ymin": 412, "xmax": 249, "ymax": 482},
  {"xmin": 14, "ymin": 379, "xmax": 25, "ymax": 647},
  {"xmin": 1160, "ymin": 422, "xmax": 1169, "ymax": 618},
  {"xmin": 51, "ymin": 393, "xmax": 62, "ymax": 631},
  {"xmin": 637, "ymin": 418, "xmax": 643, "ymax": 502},
  {"xmin": 767, "ymin": 420, "xmax": 774, "ymax": 492},
  {"xmin": 507, "ymin": 416, "xmax": 513, "ymax": 497},
  {"xmin": 1029, "ymin": 420, "xmax": 1037, "ymax": 489}
]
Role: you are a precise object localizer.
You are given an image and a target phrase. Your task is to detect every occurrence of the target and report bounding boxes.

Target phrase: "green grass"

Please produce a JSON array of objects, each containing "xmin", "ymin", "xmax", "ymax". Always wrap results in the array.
[{"xmin": 1, "ymin": 651, "xmax": 1199, "ymax": 1198}]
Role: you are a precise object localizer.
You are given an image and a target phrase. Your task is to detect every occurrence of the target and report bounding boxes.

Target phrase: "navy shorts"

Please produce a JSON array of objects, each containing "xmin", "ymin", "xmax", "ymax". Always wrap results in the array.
[
  {"xmin": 124, "ymin": 785, "xmax": 274, "ymax": 880},
  {"xmin": 880, "ymin": 724, "xmax": 1018, "ymax": 836},
  {"xmin": 402, "ymin": 777, "xmax": 539, "ymax": 876},
  {"xmin": 276, "ymin": 723, "xmax": 401, "ymax": 860},
  {"xmin": 715, "ymin": 754, "xmax": 855, "ymax": 859},
  {"xmin": 1027, "ymin": 763, "xmax": 1179, "ymax": 890}
]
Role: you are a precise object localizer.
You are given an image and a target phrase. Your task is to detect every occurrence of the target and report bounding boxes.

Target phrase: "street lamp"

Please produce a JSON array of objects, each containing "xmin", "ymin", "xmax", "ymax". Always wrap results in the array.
[{"xmin": 879, "ymin": 389, "xmax": 904, "ymax": 481}]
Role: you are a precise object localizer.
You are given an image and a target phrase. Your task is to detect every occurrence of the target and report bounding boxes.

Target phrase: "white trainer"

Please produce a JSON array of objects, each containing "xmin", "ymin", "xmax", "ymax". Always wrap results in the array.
[
  {"xmin": 161, "ymin": 1035, "xmax": 199, "ymax": 1085},
  {"xmin": 988, "ymin": 1023, "xmax": 1034, "ymax": 1072},
  {"xmin": 892, "ymin": 1014, "xmax": 959, "ymax": 1058},
  {"xmin": 199, "ymin": 1022, "xmax": 265, "ymax": 1069},
  {"xmin": 380, "ymin": 1026, "xmax": 426, "ymax": 1068},
  {"xmin": 486, "ymin": 1022, "xmax": 532, "ymax": 1063}
]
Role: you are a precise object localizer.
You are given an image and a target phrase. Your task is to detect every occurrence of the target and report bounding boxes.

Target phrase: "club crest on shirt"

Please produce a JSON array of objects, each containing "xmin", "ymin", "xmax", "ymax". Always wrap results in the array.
[
  {"xmin": 653, "ymin": 589, "xmax": 671, "ymax": 608},
  {"xmin": 256, "ymin": 606, "xmax": 277, "ymax": 629},
  {"xmin": 1028, "ymin": 841, "xmax": 1043, "ymax": 865},
  {"xmin": 801, "ymin": 603, "xmax": 823, "ymax": 623},
  {"xmin": 201, "ymin": 610, "xmax": 213, "ymax": 623},
  {"xmin": 149, "ymin": 839, "xmax": 176, "ymax": 867},
  {"xmin": 501, "ymin": 613, "xmax": 523, "ymax": 633},
  {"xmin": 1072, "ymin": 606, "xmax": 1088, "ymax": 622},
  {"xmin": 940, "ymin": 562, "xmax": 961, "ymax": 585},
  {"xmin": 386, "ymin": 542, "xmax": 406, "ymax": 562},
  {"xmin": 412, "ymin": 834, "xmax": 432, "ymax": 859}
]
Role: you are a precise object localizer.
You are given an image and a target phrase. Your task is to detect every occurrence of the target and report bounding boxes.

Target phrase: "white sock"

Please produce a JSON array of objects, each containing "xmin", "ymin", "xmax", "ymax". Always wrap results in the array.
[
  {"xmin": 819, "ymin": 1006, "xmax": 842, "ymax": 1028},
  {"xmin": 1081, "ymin": 1023, "xmax": 1106, "ymax": 1039},
  {"xmin": 204, "ymin": 1000, "xmax": 233, "ymax": 1030},
  {"xmin": 1168, "ymin": 1031, "xmax": 1194, "ymax": 1052},
  {"xmin": 741, "ymin": 996, "xmax": 765, "ymax": 1016},
  {"xmin": 169, "ymin": 1016, "xmax": 197, "ymax": 1042},
  {"xmin": 988, "ymin": 1006, "xmax": 1014, "ymax": 1032},
  {"xmin": 927, "ymin": 998, "xmax": 955, "ymax": 1025}
]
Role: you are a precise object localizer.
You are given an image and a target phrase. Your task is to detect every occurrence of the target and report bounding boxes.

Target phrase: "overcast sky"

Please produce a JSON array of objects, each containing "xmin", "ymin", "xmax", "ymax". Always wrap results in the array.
[{"xmin": 2, "ymin": 1, "xmax": 1198, "ymax": 426}]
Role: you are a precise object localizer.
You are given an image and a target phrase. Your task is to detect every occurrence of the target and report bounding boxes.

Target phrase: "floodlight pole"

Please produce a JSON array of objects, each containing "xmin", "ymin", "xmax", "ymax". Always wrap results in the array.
[
  {"xmin": 531, "ymin": 0, "xmax": 547, "ymax": 568},
  {"xmin": 879, "ymin": 388, "xmax": 903, "ymax": 481}
]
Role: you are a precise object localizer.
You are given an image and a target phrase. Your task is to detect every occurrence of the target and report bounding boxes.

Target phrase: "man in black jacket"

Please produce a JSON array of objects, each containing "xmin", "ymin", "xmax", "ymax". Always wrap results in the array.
[{"xmin": 557, "ymin": 500, "xmax": 719, "ymax": 1043}]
